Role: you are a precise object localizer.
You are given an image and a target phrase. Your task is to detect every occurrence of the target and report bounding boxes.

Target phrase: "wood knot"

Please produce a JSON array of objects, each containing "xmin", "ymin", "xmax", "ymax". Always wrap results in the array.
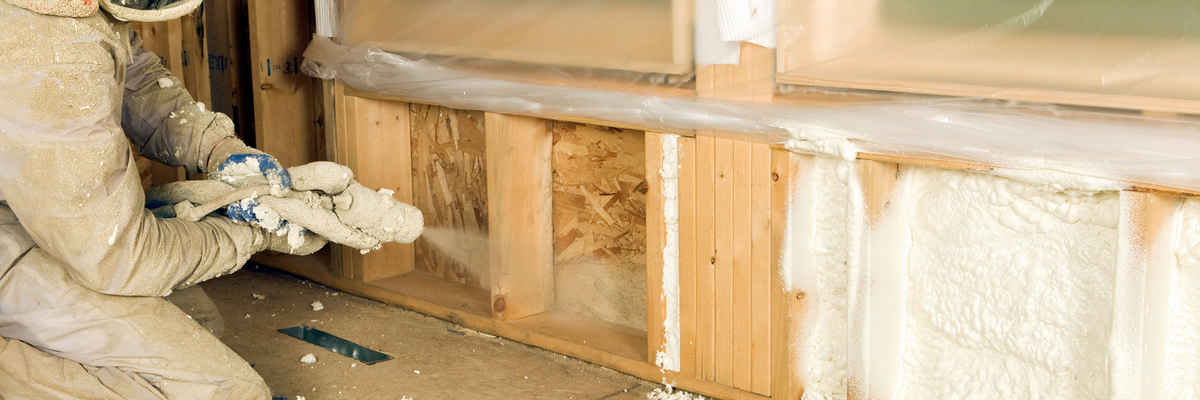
[
  {"xmin": 709, "ymin": 257, "xmax": 716, "ymax": 265},
  {"xmin": 492, "ymin": 296, "xmax": 506, "ymax": 313},
  {"xmin": 771, "ymin": 172, "xmax": 780, "ymax": 182}
]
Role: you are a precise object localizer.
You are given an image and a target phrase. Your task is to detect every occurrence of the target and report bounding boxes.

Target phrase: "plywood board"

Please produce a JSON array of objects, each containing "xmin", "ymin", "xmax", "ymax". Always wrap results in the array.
[
  {"xmin": 553, "ymin": 123, "xmax": 647, "ymax": 332},
  {"xmin": 410, "ymin": 105, "xmax": 490, "ymax": 289},
  {"xmin": 339, "ymin": 0, "xmax": 693, "ymax": 74}
]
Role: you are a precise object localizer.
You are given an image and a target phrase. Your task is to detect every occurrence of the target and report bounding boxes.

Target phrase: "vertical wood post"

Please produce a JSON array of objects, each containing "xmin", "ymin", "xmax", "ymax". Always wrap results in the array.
[{"xmin": 486, "ymin": 113, "xmax": 554, "ymax": 320}]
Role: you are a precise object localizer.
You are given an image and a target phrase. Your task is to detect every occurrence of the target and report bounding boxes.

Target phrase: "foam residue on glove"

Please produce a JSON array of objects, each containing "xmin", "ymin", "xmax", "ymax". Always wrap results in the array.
[
  {"xmin": 232, "ymin": 196, "xmax": 285, "ymax": 234},
  {"xmin": 219, "ymin": 157, "xmax": 263, "ymax": 187},
  {"xmin": 286, "ymin": 223, "xmax": 306, "ymax": 251}
]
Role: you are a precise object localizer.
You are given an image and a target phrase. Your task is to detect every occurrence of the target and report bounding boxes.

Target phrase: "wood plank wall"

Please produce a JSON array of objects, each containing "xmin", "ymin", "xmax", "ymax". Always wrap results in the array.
[
  {"xmin": 771, "ymin": 150, "xmax": 806, "ymax": 400},
  {"xmin": 647, "ymin": 43, "xmax": 778, "ymax": 396}
]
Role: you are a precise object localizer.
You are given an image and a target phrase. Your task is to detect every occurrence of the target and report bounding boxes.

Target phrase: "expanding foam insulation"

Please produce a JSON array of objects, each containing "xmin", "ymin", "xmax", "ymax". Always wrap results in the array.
[
  {"xmin": 790, "ymin": 158, "xmax": 1125, "ymax": 399},
  {"xmin": 896, "ymin": 167, "xmax": 1117, "ymax": 399}
]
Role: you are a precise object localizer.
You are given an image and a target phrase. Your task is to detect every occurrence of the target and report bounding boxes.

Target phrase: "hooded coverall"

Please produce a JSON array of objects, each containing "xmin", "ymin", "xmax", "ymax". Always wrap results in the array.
[{"xmin": 0, "ymin": 0, "xmax": 297, "ymax": 398}]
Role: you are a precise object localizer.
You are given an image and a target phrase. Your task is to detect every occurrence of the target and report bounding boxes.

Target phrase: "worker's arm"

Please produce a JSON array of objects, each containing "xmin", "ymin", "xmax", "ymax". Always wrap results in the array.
[
  {"xmin": 0, "ymin": 18, "xmax": 290, "ymax": 297},
  {"xmin": 1, "ymin": 137, "xmax": 278, "ymax": 297},
  {"xmin": 121, "ymin": 31, "xmax": 266, "ymax": 177}
]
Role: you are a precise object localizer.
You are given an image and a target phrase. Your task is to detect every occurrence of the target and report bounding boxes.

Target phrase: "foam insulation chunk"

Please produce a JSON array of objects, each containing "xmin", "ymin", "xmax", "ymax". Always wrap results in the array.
[
  {"xmin": 1165, "ymin": 199, "xmax": 1200, "ymax": 397},
  {"xmin": 896, "ymin": 167, "xmax": 1118, "ymax": 399},
  {"xmin": 789, "ymin": 156, "xmax": 851, "ymax": 400}
]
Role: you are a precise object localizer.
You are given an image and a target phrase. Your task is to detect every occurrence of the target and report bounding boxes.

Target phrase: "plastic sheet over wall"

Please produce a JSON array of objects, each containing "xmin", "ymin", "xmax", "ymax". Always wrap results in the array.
[{"xmin": 303, "ymin": 36, "xmax": 1200, "ymax": 192}]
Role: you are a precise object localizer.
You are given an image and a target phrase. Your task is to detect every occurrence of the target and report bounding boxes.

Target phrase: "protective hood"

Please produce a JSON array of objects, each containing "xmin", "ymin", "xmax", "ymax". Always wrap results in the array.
[{"xmin": 99, "ymin": 0, "xmax": 200, "ymax": 22}]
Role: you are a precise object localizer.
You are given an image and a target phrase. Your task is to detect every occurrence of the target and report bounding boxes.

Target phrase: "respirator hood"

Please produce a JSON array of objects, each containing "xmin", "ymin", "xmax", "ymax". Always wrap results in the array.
[{"xmin": 100, "ymin": 0, "xmax": 201, "ymax": 22}]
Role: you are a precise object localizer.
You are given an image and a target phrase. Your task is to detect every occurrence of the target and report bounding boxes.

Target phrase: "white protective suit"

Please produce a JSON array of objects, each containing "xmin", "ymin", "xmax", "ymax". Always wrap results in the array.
[{"xmin": 0, "ymin": 0, "xmax": 310, "ymax": 398}]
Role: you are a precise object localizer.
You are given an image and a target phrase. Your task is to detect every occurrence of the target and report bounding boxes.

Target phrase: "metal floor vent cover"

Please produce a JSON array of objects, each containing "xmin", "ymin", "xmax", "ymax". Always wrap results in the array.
[{"xmin": 278, "ymin": 325, "xmax": 394, "ymax": 365}]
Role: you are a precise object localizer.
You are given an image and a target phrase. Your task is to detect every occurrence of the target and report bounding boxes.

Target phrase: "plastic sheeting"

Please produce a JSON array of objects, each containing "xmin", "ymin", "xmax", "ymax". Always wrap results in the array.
[{"xmin": 303, "ymin": 36, "xmax": 1200, "ymax": 192}]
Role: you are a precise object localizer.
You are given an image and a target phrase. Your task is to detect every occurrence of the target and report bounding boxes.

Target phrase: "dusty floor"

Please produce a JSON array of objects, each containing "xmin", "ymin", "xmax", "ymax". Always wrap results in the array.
[{"xmin": 200, "ymin": 265, "xmax": 661, "ymax": 400}]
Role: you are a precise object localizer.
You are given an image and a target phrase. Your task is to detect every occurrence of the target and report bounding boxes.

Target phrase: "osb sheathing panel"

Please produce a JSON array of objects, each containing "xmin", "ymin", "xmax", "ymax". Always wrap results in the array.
[
  {"xmin": 552, "ymin": 123, "xmax": 648, "ymax": 331},
  {"xmin": 411, "ymin": 104, "xmax": 489, "ymax": 289}
]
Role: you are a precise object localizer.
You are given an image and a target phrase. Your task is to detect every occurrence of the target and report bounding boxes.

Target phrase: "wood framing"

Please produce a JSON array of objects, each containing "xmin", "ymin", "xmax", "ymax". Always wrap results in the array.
[
  {"xmin": 685, "ymin": 41, "xmax": 777, "ymax": 396},
  {"xmin": 329, "ymin": 88, "xmax": 415, "ymax": 282},
  {"xmin": 143, "ymin": 5, "xmax": 1200, "ymax": 400},
  {"xmin": 247, "ymin": 0, "xmax": 320, "ymax": 168},
  {"xmin": 485, "ymin": 113, "xmax": 555, "ymax": 320},
  {"xmin": 645, "ymin": 132, "xmax": 670, "ymax": 368},
  {"xmin": 771, "ymin": 150, "xmax": 807, "ymax": 400},
  {"xmin": 1112, "ymin": 191, "xmax": 1181, "ymax": 399},
  {"xmin": 646, "ymin": 132, "xmax": 665, "ymax": 365},
  {"xmin": 180, "ymin": 8, "xmax": 212, "ymax": 105},
  {"xmin": 205, "ymin": 0, "xmax": 255, "ymax": 143},
  {"xmin": 848, "ymin": 160, "xmax": 902, "ymax": 400}
]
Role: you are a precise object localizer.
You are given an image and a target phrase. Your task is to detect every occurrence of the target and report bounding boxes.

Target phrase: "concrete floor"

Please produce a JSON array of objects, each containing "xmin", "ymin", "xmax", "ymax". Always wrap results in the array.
[{"xmin": 199, "ymin": 266, "xmax": 663, "ymax": 400}]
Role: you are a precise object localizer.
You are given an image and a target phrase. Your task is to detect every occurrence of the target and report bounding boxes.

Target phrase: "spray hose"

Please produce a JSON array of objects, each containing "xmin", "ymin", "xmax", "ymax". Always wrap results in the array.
[{"xmin": 146, "ymin": 162, "xmax": 424, "ymax": 250}]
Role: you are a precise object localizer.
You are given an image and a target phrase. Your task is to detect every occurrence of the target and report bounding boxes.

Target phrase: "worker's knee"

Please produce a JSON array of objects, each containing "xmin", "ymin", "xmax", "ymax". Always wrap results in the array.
[
  {"xmin": 184, "ymin": 364, "xmax": 269, "ymax": 400},
  {"xmin": 70, "ymin": 265, "xmax": 173, "ymax": 297},
  {"xmin": 220, "ymin": 374, "xmax": 271, "ymax": 400}
]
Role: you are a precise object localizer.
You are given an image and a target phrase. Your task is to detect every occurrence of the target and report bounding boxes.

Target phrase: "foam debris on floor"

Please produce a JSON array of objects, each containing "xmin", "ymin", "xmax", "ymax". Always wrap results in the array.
[{"xmin": 200, "ymin": 266, "xmax": 657, "ymax": 399}]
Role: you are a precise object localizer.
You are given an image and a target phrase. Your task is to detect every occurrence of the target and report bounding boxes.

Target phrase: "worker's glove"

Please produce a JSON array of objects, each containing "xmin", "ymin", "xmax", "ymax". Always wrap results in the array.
[
  {"xmin": 213, "ymin": 153, "xmax": 292, "ymax": 194},
  {"xmin": 215, "ymin": 154, "xmax": 291, "ymax": 228},
  {"xmin": 207, "ymin": 140, "xmax": 293, "ymax": 227}
]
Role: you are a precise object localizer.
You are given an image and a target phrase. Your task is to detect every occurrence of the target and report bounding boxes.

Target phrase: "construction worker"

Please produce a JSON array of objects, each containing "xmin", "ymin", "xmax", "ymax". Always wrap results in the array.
[{"xmin": 0, "ymin": 0, "xmax": 327, "ymax": 397}]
